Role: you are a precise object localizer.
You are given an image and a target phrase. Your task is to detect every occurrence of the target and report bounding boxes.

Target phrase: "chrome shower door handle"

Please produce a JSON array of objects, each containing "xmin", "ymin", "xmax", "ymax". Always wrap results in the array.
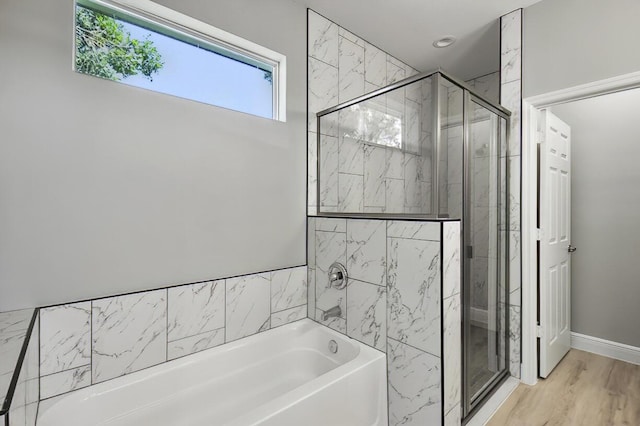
[{"xmin": 568, "ymin": 245, "xmax": 577, "ymax": 253}]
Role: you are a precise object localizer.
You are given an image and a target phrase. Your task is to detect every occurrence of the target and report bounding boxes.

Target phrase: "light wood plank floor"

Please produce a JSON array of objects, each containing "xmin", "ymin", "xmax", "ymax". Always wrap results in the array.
[{"xmin": 487, "ymin": 350, "xmax": 640, "ymax": 425}]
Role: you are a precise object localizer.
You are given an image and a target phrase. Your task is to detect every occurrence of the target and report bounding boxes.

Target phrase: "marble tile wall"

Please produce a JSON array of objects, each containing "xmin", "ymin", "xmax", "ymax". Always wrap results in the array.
[
  {"xmin": 308, "ymin": 10, "xmax": 429, "ymax": 215},
  {"xmin": 308, "ymin": 216, "xmax": 462, "ymax": 425},
  {"xmin": 500, "ymin": 8, "xmax": 523, "ymax": 379},
  {"xmin": 442, "ymin": 222, "xmax": 462, "ymax": 426},
  {"xmin": 38, "ymin": 265, "xmax": 307, "ymax": 400},
  {"xmin": 6, "ymin": 311, "xmax": 39, "ymax": 426},
  {"xmin": 0, "ymin": 309, "xmax": 34, "ymax": 406}
]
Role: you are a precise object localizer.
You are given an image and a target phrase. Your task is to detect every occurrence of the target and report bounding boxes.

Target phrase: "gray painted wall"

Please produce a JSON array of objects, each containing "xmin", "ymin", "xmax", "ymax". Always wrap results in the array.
[
  {"xmin": 551, "ymin": 88, "xmax": 640, "ymax": 347},
  {"xmin": 0, "ymin": 0, "xmax": 307, "ymax": 311},
  {"xmin": 524, "ymin": 0, "xmax": 640, "ymax": 97}
]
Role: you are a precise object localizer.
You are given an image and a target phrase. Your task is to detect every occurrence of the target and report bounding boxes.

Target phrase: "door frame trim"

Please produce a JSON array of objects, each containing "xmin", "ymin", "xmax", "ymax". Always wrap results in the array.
[{"xmin": 521, "ymin": 70, "xmax": 640, "ymax": 386}]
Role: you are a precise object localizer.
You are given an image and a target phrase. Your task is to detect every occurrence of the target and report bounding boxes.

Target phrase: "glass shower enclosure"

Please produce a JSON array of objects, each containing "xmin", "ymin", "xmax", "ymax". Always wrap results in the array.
[{"xmin": 316, "ymin": 70, "xmax": 511, "ymax": 417}]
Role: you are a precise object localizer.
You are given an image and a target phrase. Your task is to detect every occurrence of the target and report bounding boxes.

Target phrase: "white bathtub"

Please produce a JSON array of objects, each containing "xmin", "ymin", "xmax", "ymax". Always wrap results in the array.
[{"xmin": 38, "ymin": 319, "xmax": 387, "ymax": 426}]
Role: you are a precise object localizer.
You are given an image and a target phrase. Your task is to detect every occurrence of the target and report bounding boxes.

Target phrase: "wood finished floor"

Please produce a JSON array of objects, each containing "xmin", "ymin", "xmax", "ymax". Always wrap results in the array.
[{"xmin": 487, "ymin": 350, "xmax": 640, "ymax": 426}]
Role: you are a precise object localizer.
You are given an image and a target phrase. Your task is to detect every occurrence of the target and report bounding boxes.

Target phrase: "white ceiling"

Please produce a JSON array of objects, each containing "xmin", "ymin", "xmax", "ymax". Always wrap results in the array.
[{"xmin": 295, "ymin": 0, "xmax": 543, "ymax": 80}]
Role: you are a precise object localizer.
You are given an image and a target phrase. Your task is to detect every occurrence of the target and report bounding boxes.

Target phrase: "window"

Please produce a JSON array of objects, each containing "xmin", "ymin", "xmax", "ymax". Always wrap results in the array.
[{"xmin": 74, "ymin": 0, "xmax": 286, "ymax": 121}]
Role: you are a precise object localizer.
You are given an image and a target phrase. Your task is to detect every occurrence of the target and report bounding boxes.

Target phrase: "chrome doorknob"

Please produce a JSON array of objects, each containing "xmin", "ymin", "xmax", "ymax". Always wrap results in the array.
[{"xmin": 568, "ymin": 245, "xmax": 577, "ymax": 253}]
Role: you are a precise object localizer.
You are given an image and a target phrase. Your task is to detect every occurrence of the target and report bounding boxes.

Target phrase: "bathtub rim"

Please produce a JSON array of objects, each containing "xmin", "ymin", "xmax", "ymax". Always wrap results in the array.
[{"xmin": 37, "ymin": 318, "xmax": 386, "ymax": 425}]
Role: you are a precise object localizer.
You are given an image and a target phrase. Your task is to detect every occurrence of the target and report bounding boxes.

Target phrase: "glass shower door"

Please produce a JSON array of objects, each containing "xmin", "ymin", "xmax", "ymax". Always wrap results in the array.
[{"xmin": 464, "ymin": 95, "xmax": 509, "ymax": 413}]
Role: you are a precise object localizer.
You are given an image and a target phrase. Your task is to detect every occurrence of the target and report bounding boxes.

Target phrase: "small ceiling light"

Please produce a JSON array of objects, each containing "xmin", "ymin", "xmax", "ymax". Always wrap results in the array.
[{"xmin": 433, "ymin": 36, "xmax": 456, "ymax": 48}]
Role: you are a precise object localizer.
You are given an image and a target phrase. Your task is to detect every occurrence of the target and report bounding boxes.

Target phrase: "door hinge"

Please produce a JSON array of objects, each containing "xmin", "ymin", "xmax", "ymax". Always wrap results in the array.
[
  {"xmin": 536, "ymin": 228, "xmax": 543, "ymax": 241},
  {"xmin": 466, "ymin": 245, "xmax": 473, "ymax": 259},
  {"xmin": 537, "ymin": 130, "xmax": 544, "ymax": 145},
  {"xmin": 536, "ymin": 325, "xmax": 543, "ymax": 338}
]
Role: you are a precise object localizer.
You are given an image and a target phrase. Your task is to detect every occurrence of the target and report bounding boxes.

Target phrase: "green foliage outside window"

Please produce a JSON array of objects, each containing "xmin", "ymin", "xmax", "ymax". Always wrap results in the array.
[{"xmin": 75, "ymin": 6, "xmax": 163, "ymax": 81}]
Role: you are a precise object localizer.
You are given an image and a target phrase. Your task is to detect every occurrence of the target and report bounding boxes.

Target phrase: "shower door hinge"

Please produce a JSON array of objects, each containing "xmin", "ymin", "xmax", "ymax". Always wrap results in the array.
[
  {"xmin": 536, "ymin": 325, "xmax": 543, "ymax": 338},
  {"xmin": 536, "ymin": 228, "xmax": 543, "ymax": 241}
]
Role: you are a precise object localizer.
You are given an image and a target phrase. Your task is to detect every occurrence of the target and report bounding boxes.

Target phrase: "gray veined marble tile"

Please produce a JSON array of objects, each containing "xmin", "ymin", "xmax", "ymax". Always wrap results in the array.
[
  {"xmin": 39, "ymin": 302, "xmax": 91, "ymax": 376},
  {"xmin": 507, "ymin": 155, "xmax": 521, "ymax": 231},
  {"xmin": 443, "ymin": 295, "xmax": 461, "ymax": 416},
  {"xmin": 447, "ymin": 183, "xmax": 463, "ymax": 219},
  {"xmin": 387, "ymin": 55, "xmax": 405, "ymax": 69},
  {"xmin": 92, "ymin": 290, "xmax": 167, "ymax": 384},
  {"xmin": 404, "ymin": 156, "xmax": 423, "ymax": 208},
  {"xmin": 445, "ymin": 405, "xmax": 462, "ymax": 426},
  {"xmin": 405, "ymin": 80, "xmax": 422, "ymax": 103},
  {"xmin": 307, "ymin": 217, "xmax": 317, "ymax": 266},
  {"xmin": 471, "ymin": 257, "xmax": 489, "ymax": 311},
  {"xmin": 509, "ymin": 230, "xmax": 522, "ymax": 299},
  {"xmin": 315, "ymin": 230, "xmax": 347, "ymax": 319},
  {"xmin": 346, "ymin": 219, "xmax": 386, "ymax": 286},
  {"xmin": 385, "ymin": 178, "xmax": 405, "ymax": 214},
  {"xmin": 271, "ymin": 305, "xmax": 307, "ymax": 328},
  {"xmin": 386, "ymin": 57, "xmax": 406, "ymax": 85},
  {"xmin": 406, "ymin": 65, "xmax": 420, "ymax": 78},
  {"xmin": 40, "ymin": 365, "xmax": 91, "ymax": 400},
  {"xmin": 167, "ymin": 328, "xmax": 225, "ymax": 361},
  {"xmin": 471, "ymin": 157, "xmax": 494, "ymax": 210},
  {"xmin": 385, "ymin": 148, "xmax": 404, "ymax": 180},
  {"xmin": 364, "ymin": 206, "xmax": 385, "ymax": 214},
  {"xmin": 364, "ymin": 42, "xmax": 386, "ymax": 87},
  {"xmin": 307, "ymin": 267, "xmax": 316, "ymax": 318},
  {"xmin": 338, "ymin": 36, "xmax": 365, "ymax": 103},
  {"xmin": 387, "ymin": 220, "xmax": 440, "ymax": 241},
  {"xmin": 308, "ymin": 11, "xmax": 339, "ymax": 67},
  {"xmin": 471, "ymin": 119, "xmax": 492, "ymax": 159},
  {"xmin": 319, "ymin": 134, "xmax": 339, "ymax": 208},
  {"xmin": 363, "ymin": 145, "xmax": 386, "ymax": 207},
  {"xmin": 469, "ymin": 72, "xmax": 500, "ymax": 105},
  {"xmin": 167, "ymin": 280, "xmax": 224, "ymax": 342},
  {"xmin": 447, "ymin": 131, "xmax": 464, "ymax": 186},
  {"xmin": 0, "ymin": 309, "xmax": 35, "ymax": 400},
  {"xmin": 443, "ymin": 221, "xmax": 461, "ymax": 299},
  {"xmin": 308, "ymin": 57, "xmax": 338, "ymax": 134},
  {"xmin": 510, "ymin": 286, "xmax": 522, "ymax": 309},
  {"xmin": 338, "ymin": 136, "xmax": 364, "ymax": 175},
  {"xmin": 500, "ymin": 10, "xmax": 522, "ymax": 85},
  {"xmin": 387, "ymin": 237, "xmax": 441, "ymax": 356},
  {"xmin": 315, "ymin": 217, "xmax": 346, "ymax": 233},
  {"xmin": 338, "ymin": 173, "xmax": 364, "ymax": 213},
  {"xmin": 347, "ymin": 280, "xmax": 386, "ymax": 351},
  {"xmin": 471, "ymin": 206, "xmax": 490, "ymax": 259},
  {"xmin": 387, "ymin": 338, "xmax": 441, "ymax": 426},
  {"xmin": 404, "ymin": 100, "xmax": 421, "ymax": 153},
  {"xmin": 338, "ymin": 26, "xmax": 364, "ymax": 47},
  {"xmin": 509, "ymin": 305, "xmax": 521, "ymax": 378},
  {"xmin": 365, "ymin": 81, "xmax": 381, "ymax": 94},
  {"xmin": 225, "ymin": 273, "xmax": 271, "ymax": 342},
  {"xmin": 271, "ymin": 266, "xmax": 307, "ymax": 312},
  {"xmin": 501, "ymin": 80, "xmax": 521, "ymax": 157},
  {"xmin": 308, "ymin": 131, "xmax": 318, "ymax": 213}
]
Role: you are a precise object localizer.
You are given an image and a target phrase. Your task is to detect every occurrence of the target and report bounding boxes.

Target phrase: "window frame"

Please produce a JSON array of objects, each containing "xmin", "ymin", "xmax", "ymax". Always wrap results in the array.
[{"xmin": 74, "ymin": 0, "xmax": 287, "ymax": 122}]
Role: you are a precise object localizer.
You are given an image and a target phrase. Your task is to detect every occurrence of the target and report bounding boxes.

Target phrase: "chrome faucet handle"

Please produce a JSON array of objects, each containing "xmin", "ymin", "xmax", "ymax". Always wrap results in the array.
[
  {"xmin": 328, "ymin": 262, "xmax": 348, "ymax": 289},
  {"xmin": 329, "ymin": 271, "xmax": 343, "ymax": 282}
]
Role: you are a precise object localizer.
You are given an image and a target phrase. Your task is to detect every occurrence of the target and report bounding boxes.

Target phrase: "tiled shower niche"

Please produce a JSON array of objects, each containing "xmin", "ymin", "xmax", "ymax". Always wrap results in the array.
[{"xmin": 307, "ymin": 217, "xmax": 461, "ymax": 425}]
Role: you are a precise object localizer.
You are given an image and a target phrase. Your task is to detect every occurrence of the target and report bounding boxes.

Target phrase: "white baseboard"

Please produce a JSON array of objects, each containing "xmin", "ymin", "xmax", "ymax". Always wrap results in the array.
[
  {"xmin": 470, "ymin": 307, "xmax": 488, "ymax": 326},
  {"xmin": 571, "ymin": 332, "xmax": 640, "ymax": 366}
]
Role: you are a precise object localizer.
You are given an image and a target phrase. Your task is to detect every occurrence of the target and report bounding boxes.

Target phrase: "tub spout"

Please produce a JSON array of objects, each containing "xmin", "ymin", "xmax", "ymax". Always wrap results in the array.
[{"xmin": 321, "ymin": 305, "xmax": 342, "ymax": 321}]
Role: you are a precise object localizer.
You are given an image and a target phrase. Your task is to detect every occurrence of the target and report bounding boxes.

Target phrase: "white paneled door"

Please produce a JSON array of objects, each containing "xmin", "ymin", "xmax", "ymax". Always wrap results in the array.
[{"xmin": 539, "ymin": 110, "xmax": 572, "ymax": 378}]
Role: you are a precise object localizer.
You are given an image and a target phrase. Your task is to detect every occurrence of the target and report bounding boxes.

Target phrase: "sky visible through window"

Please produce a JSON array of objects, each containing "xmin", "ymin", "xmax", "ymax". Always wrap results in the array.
[{"xmin": 118, "ymin": 19, "xmax": 273, "ymax": 119}]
